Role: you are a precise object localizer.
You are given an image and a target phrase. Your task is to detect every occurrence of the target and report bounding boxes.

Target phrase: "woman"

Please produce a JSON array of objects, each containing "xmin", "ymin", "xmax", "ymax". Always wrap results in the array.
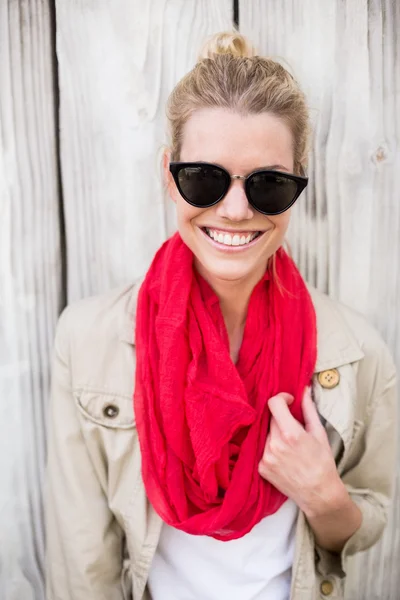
[{"xmin": 45, "ymin": 32, "xmax": 397, "ymax": 600}]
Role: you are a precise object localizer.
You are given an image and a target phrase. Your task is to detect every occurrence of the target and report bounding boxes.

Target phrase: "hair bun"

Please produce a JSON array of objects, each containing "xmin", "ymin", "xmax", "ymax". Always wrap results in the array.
[{"xmin": 198, "ymin": 31, "xmax": 257, "ymax": 60}]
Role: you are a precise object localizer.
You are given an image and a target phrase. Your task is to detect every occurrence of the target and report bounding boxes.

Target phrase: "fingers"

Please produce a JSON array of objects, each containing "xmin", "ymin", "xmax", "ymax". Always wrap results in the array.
[
  {"xmin": 268, "ymin": 393, "xmax": 303, "ymax": 444},
  {"xmin": 260, "ymin": 418, "xmax": 280, "ymax": 474}
]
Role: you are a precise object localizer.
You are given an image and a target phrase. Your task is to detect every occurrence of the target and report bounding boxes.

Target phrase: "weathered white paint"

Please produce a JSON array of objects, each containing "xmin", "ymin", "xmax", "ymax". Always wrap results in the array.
[
  {"xmin": 56, "ymin": 0, "xmax": 233, "ymax": 301},
  {"xmin": 0, "ymin": 1, "xmax": 61, "ymax": 599},
  {"xmin": 240, "ymin": 1, "xmax": 400, "ymax": 598},
  {"xmin": 2, "ymin": 0, "xmax": 399, "ymax": 597}
]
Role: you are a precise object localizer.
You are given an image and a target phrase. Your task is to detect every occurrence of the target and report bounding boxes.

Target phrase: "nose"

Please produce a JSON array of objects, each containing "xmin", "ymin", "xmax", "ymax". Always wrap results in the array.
[{"xmin": 215, "ymin": 179, "xmax": 254, "ymax": 222}]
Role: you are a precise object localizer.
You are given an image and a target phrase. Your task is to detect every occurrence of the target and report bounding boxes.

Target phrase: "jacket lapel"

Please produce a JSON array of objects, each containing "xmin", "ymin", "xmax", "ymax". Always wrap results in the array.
[
  {"xmin": 119, "ymin": 278, "xmax": 142, "ymax": 345},
  {"xmin": 309, "ymin": 287, "xmax": 364, "ymax": 372},
  {"xmin": 308, "ymin": 287, "xmax": 364, "ymax": 460}
]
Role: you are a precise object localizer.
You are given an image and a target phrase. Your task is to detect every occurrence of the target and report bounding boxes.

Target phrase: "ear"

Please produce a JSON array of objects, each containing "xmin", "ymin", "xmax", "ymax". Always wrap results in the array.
[{"xmin": 163, "ymin": 148, "xmax": 178, "ymax": 205}]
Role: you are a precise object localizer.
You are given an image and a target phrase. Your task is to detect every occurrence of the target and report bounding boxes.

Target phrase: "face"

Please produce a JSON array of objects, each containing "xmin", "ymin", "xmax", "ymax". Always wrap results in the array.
[{"xmin": 165, "ymin": 108, "xmax": 295, "ymax": 288}]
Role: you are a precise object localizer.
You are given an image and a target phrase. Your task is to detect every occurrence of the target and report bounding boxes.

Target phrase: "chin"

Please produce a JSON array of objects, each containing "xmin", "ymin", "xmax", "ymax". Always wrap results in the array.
[{"xmin": 196, "ymin": 255, "xmax": 267, "ymax": 283}]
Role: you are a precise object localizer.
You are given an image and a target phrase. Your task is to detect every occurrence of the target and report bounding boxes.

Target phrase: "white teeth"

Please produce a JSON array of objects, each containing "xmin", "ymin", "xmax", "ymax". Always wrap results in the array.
[
  {"xmin": 205, "ymin": 229, "xmax": 259, "ymax": 246},
  {"xmin": 223, "ymin": 234, "xmax": 232, "ymax": 245},
  {"xmin": 232, "ymin": 234, "xmax": 240, "ymax": 246}
]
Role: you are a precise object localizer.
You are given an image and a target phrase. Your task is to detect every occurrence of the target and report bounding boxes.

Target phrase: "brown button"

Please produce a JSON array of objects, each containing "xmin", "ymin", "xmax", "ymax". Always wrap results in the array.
[
  {"xmin": 320, "ymin": 579, "xmax": 334, "ymax": 595},
  {"xmin": 318, "ymin": 369, "xmax": 340, "ymax": 389},
  {"xmin": 103, "ymin": 404, "xmax": 119, "ymax": 418}
]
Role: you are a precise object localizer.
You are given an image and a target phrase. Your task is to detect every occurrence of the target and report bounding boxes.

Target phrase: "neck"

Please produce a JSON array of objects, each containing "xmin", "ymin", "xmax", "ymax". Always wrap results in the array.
[
  {"xmin": 215, "ymin": 280, "xmax": 254, "ymax": 335},
  {"xmin": 195, "ymin": 261, "xmax": 267, "ymax": 354}
]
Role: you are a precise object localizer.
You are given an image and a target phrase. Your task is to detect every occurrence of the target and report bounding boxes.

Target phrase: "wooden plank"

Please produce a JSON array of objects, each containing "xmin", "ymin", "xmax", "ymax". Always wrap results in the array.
[
  {"xmin": 240, "ymin": 1, "xmax": 400, "ymax": 598},
  {"xmin": 56, "ymin": 0, "xmax": 233, "ymax": 302},
  {"xmin": 0, "ymin": 1, "xmax": 61, "ymax": 598}
]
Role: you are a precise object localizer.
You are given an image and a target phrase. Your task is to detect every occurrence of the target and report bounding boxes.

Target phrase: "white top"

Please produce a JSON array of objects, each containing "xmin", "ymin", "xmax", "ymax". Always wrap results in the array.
[{"xmin": 147, "ymin": 499, "xmax": 298, "ymax": 600}]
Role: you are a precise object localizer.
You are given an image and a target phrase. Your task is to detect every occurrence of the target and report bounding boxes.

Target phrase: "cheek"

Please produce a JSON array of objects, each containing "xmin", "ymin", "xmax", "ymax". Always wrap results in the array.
[
  {"xmin": 175, "ymin": 196, "xmax": 206, "ymax": 231},
  {"xmin": 268, "ymin": 210, "xmax": 291, "ymax": 235}
]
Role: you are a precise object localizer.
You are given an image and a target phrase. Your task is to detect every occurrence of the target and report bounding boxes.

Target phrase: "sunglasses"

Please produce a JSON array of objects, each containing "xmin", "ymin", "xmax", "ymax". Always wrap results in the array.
[{"xmin": 169, "ymin": 162, "xmax": 308, "ymax": 216}]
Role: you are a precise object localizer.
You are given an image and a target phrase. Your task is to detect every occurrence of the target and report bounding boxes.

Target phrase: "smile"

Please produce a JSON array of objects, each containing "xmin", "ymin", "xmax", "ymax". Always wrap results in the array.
[{"xmin": 200, "ymin": 227, "xmax": 264, "ymax": 250}]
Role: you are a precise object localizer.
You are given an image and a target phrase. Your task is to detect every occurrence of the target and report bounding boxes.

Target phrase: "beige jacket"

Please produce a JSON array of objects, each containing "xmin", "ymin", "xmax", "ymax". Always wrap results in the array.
[{"xmin": 45, "ymin": 281, "xmax": 397, "ymax": 600}]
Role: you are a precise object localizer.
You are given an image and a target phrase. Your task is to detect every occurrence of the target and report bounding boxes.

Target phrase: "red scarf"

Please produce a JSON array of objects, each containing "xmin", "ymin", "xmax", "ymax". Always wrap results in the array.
[{"xmin": 134, "ymin": 233, "xmax": 317, "ymax": 540}]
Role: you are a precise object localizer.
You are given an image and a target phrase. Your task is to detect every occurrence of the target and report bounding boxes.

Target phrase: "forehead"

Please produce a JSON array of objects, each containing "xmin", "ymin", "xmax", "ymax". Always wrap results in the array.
[{"xmin": 180, "ymin": 108, "xmax": 294, "ymax": 172}]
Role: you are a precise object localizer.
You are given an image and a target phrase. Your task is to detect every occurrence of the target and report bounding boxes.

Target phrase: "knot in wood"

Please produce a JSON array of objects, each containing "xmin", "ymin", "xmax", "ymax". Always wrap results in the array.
[{"xmin": 375, "ymin": 146, "xmax": 387, "ymax": 163}]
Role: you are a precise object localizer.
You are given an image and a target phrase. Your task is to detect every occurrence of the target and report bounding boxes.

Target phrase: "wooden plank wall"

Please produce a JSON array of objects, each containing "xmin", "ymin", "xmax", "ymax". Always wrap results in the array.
[
  {"xmin": 56, "ymin": 0, "xmax": 233, "ymax": 301},
  {"xmin": 241, "ymin": 1, "xmax": 400, "ymax": 599},
  {"xmin": 0, "ymin": 2, "xmax": 61, "ymax": 599},
  {"xmin": 1, "ymin": 0, "xmax": 398, "ymax": 598}
]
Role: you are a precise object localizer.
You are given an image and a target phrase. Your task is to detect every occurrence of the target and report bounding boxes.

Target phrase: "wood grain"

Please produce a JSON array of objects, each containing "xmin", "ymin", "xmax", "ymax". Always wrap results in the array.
[
  {"xmin": 0, "ymin": 1, "xmax": 61, "ymax": 598},
  {"xmin": 3, "ymin": 0, "xmax": 398, "ymax": 596},
  {"xmin": 56, "ymin": 0, "xmax": 233, "ymax": 301},
  {"xmin": 240, "ymin": 1, "xmax": 400, "ymax": 598}
]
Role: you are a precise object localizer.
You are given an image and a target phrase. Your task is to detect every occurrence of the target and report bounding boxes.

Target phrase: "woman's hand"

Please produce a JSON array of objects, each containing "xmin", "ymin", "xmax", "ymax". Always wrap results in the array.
[
  {"xmin": 259, "ymin": 388, "xmax": 347, "ymax": 518},
  {"xmin": 259, "ymin": 388, "xmax": 362, "ymax": 553}
]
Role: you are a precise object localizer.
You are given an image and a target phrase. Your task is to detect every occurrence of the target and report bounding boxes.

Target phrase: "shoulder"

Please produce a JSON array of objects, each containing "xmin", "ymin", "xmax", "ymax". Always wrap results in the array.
[
  {"xmin": 54, "ymin": 281, "xmax": 142, "ymax": 393},
  {"xmin": 309, "ymin": 286, "xmax": 388, "ymax": 351},
  {"xmin": 308, "ymin": 286, "xmax": 396, "ymax": 385},
  {"xmin": 56, "ymin": 281, "xmax": 140, "ymax": 343}
]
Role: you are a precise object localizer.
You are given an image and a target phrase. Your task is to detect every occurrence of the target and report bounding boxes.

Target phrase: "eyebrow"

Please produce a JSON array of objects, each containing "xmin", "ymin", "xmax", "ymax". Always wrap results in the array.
[
  {"xmin": 191, "ymin": 161, "xmax": 292, "ymax": 174},
  {"xmin": 259, "ymin": 164, "xmax": 290, "ymax": 172}
]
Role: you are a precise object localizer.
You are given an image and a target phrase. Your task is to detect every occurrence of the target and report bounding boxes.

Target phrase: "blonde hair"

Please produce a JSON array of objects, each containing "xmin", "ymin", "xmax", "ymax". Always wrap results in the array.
[{"xmin": 166, "ymin": 31, "xmax": 310, "ymax": 175}]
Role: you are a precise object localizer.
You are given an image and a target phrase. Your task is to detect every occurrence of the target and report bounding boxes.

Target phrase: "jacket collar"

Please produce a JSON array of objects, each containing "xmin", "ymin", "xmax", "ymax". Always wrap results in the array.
[
  {"xmin": 120, "ymin": 280, "xmax": 364, "ymax": 373},
  {"xmin": 307, "ymin": 286, "xmax": 364, "ymax": 372},
  {"xmin": 119, "ymin": 278, "xmax": 142, "ymax": 346}
]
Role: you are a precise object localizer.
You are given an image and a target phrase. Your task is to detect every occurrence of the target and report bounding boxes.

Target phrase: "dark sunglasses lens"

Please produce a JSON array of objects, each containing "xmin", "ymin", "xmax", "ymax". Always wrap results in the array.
[
  {"xmin": 177, "ymin": 165, "xmax": 228, "ymax": 206},
  {"xmin": 247, "ymin": 173, "xmax": 298, "ymax": 214}
]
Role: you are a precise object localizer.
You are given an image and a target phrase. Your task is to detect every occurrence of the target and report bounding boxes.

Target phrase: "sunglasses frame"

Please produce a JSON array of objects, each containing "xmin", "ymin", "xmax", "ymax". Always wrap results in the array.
[{"xmin": 169, "ymin": 161, "xmax": 308, "ymax": 216}]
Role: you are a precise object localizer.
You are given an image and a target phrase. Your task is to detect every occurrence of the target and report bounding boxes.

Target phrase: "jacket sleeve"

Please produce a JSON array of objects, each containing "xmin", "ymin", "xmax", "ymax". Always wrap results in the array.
[
  {"xmin": 316, "ymin": 341, "xmax": 397, "ymax": 577},
  {"xmin": 45, "ymin": 307, "xmax": 125, "ymax": 600},
  {"xmin": 340, "ymin": 345, "xmax": 397, "ymax": 561}
]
